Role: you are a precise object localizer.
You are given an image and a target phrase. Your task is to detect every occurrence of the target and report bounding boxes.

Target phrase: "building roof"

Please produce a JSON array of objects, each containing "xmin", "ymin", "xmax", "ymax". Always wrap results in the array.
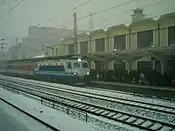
[{"xmin": 158, "ymin": 12, "xmax": 175, "ymax": 22}]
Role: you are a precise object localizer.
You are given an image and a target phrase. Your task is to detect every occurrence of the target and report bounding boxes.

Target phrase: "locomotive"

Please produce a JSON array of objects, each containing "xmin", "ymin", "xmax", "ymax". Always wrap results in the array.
[{"xmin": 0, "ymin": 55, "xmax": 90, "ymax": 86}]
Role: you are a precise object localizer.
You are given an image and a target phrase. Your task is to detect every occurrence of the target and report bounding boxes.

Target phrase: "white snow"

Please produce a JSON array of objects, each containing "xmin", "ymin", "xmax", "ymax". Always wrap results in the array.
[
  {"xmin": 3, "ymin": 75, "xmax": 175, "ymax": 109},
  {"xmin": 1, "ymin": 75, "xmax": 175, "ymax": 125},
  {"xmin": 0, "ymin": 87, "xmax": 144, "ymax": 131},
  {"xmin": 0, "ymin": 100, "xmax": 53, "ymax": 131},
  {"xmin": 33, "ymin": 55, "xmax": 45, "ymax": 58},
  {"xmin": 0, "ymin": 88, "xmax": 101, "ymax": 131},
  {"xmin": 87, "ymin": 114, "xmax": 142, "ymax": 131}
]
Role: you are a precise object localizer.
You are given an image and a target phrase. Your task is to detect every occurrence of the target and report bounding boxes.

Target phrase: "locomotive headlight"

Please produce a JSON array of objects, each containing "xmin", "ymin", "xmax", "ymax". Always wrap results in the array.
[
  {"xmin": 74, "ymin": 72, "xmax": 78, "ymax": 75},
  {"xmin": 86, "ymin": 72, "xmax": 90, "ymax": 75},
  {"xmin": 77, "ymin": 58, "xmax": 81, "ymax": 62}
]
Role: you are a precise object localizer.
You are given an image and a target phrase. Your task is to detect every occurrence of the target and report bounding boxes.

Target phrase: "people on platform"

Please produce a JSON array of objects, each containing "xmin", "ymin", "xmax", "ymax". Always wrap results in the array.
[{"xmin": 89, "ymin": 69, "xmax": 175, "ymax": 87}]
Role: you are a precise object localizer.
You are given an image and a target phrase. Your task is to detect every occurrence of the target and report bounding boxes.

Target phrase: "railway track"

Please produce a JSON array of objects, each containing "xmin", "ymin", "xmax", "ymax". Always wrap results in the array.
[
  {"xmin": 0, "ymin": 76, "xmax": 175, "ymax": 131},
  {"xmin": 3, "ymin": 75, "xmax": 175, "ymax": 108}
]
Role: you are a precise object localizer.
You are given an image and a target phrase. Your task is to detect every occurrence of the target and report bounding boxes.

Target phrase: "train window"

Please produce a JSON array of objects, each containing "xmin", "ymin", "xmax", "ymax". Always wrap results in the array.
[
  {"xmin": 67, "ymin": 62, "xmax": 72, "ymax": 69},
  {"xmin": 82, "ymin": 62, "xmax": 88, "ymax": 68},
  {"xmin": 74, "ymin": 62, "xmax": 80, "ymax": 68}
]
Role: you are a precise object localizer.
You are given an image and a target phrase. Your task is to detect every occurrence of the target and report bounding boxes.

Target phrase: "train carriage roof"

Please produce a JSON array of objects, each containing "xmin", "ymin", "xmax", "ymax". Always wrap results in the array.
[{"xmin": 5, "ymin": 54, "xmax": 87, "ymax": 63}]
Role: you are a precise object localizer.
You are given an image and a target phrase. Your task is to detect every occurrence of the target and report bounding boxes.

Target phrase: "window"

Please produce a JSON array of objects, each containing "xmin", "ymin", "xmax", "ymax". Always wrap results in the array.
[
  {"xmin": 95, "ymin": 38, "xmax": 105, "ymax": 52},
  {"xmin": 168, "ymin": 26, "xmax": 175, "ymax": 45},
  {"xmin": 137, "ymin": 30, "xmax": 153, "ymax": 48},
  {"xmin": 74, "ymin": 62, "xmax": 80, "ymax": 68},
  {"xmin": 114, "ymin": 35, "xmax": 126, "ymax": 49},
  {"xmin": 67, "ymin": 62, "xmax": 72, "ymax": 69},
  {"xmin": 80, "ymin": 41, "xmax": 88, "ymax": 56},
  {"xmin": 82, "ymin": 62, "xmax": 88, "ymax": 68}
]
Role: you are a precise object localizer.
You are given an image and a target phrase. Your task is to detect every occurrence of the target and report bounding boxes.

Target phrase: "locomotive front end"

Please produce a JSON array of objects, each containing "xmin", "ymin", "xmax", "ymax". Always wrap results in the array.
[{"xmin": 72, "ymin": 59, "xmax": 90, "ymax": 86}]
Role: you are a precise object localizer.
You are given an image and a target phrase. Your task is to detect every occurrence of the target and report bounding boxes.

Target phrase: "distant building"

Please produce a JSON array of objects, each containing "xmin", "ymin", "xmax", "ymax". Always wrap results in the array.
[
  {"xmin": 18, "ymin": 26, "xmax": 74, "ymax": 59},
  {"xmin": 7, "ymin": 45, "xmax": 18, "ymax": 60}
]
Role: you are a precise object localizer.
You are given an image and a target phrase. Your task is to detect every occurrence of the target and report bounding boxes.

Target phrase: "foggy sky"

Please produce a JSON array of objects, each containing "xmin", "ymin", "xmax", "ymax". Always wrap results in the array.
[{"xmin": 0, "ymin": 0, "xmax": 174, "ymax": 43}]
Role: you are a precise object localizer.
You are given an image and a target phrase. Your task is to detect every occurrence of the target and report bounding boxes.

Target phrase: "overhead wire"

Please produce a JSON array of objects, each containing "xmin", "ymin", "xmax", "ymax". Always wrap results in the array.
[
  {"xmin": 48, "ymin": 0, "xmax": 97, "ymax": 26},
  {"xmin": 58, "ymin": 0, "xmax": 138, "ymax": 28},
  {"xmin": 78, "ymin": 0, "xmax": 170, "ymax": 21},
  {"xmin": 97, "ymin": 0, "xmax": 167, "ymax": 24},
  {"xmin": 72, "ymin": 0, "xmax": 96, "ymax": 10},
  {"xmin": 78, "ymin": 0, "xmax": 137, "ymax": 20},
  {"xmin": 77, "ymin": 0, "xmax": 172, "ymax": 29},
  {"xmin": 101, "ymin": 8, "xmax": 174, "ymax": 29},
  {"xmin": 0, "ymin": 0, "xmax": 25, "ymax": 20}
]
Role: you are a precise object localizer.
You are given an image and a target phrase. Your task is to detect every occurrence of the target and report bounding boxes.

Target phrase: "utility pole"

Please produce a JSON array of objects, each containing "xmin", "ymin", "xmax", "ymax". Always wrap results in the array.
[{"xmin": 73, "ymin": 12, "xmax": 78, "ymax": 55}]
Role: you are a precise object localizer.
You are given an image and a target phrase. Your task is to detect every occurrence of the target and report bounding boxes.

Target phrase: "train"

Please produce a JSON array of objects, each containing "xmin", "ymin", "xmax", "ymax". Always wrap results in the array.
[{"xmin": 0, "ymin": 55, "xmax": 90, "ymax": 86}]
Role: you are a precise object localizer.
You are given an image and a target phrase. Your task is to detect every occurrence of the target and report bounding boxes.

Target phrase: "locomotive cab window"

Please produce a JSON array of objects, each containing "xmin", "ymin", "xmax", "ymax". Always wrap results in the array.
[
  {"xmin": 82, "ymin": 62, "xmax": 88, "ymax": 68},
  {"xmin": 74, "ymin": 62, "xmax": 80, "ymax": 68}
]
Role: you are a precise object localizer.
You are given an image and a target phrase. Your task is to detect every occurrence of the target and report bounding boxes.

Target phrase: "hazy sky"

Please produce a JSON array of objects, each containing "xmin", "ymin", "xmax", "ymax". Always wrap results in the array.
[{"xmin": 0, "ymin": 0, "xmax": 174, "ymax": 41}]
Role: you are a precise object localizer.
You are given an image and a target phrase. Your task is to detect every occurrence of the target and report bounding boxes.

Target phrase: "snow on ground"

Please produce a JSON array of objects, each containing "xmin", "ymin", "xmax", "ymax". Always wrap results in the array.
[
  {"xmin": 0, "ymin": 87, "xmax": 138, "ymax": 131},
  {"xmin": 0, "ymin": 88, "xmax": 100, "ymax": 131},
  {"xmin": 5, "ymin": 75, "xmax": 175, "ymax": 108}
]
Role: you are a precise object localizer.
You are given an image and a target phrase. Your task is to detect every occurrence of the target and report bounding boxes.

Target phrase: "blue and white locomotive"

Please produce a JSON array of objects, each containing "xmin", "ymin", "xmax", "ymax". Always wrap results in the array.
[
  {"xmin": 0, "ymin": 55, "xmax": 90, "ymax": 86},
  {"xmin": 34, "ymin": 56, "xmax": 90, "ymax": 86}
]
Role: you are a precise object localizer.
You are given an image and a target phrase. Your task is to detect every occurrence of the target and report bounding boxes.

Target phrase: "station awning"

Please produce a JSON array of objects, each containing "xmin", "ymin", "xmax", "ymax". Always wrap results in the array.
[{"xmin": 87, "ymin": 45, "xmax": 175, "ymax": 62}]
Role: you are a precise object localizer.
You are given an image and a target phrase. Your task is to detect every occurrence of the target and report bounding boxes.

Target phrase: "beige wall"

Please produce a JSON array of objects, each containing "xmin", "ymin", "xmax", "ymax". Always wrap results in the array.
[
  {"xmin": 160, "ymin": 27, "xmax": 168, "ymax": 46},
  {"xmin": 46, "ymin": 12, "xmax": 175, "ymax": 71}
]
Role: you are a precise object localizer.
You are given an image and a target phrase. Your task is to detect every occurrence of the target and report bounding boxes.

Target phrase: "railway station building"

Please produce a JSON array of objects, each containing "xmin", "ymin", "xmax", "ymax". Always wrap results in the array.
[{"xmin": 46, "ymin": 10, "xmax": 175, "ymax": 84}]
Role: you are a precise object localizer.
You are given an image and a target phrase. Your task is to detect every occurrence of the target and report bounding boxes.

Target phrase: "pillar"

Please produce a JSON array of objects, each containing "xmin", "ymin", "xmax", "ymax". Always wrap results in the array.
[
  {"xmin": 126, "ymin": 59, "xmax": 136, "ymax": 73},
  {"xmin": 105, "ymin": 35, "xmax": 109, "ymax": 52},
  {"xmin": 108, "ymin": 61, "xmax": 113, "ymax": 70},
  {"xmin": 152, "ymin": 60, "xmax": 156, "ymax": 71},
  {"xmin": 91, "ymin": 61, "xmax": 95, "ymax": 70},
  {"xmin": 153, "ymin": 29, "xmax": 158, "ymax": 47},
  {"xmin": 160, "ymin": 60, "xmax": 167, "ymax": 74}
]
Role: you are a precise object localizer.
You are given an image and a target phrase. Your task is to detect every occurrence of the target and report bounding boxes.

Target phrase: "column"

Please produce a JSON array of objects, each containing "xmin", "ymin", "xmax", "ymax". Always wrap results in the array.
[
  {"xmin": 131, "ymin": 32, "xmax": 137, "ymax": 49},
  {"xmin": 88, "ymin": 38, "xmax": 91, "ymax": 53},
  {"xmin": 126, "ymin": 34, "xmax": 129, "ymax": 49},
  {"xmin": 160, "ymin": 60, "xmax": 167, "ymax": 74},
  {"xmin": 108, "ymin": 61, "xmax": 113, "ymax": 70},
  {"xmin": 153, "ymin": 29, "xmax": 158, "ymax": 47},
  {"xmin": 126, "ymin": 58, "xmax": 138, "ymax": 73},
  {"xmin": 91, "ymin": 40, "xmax": 96, "ymax": 53},
  {"xmin": 91, "ymin": 61, "xmax": 95, "ymax": 69},
  {"xmin": 105, "ymin": 33, "xmax": 109, "ymax": 52},
  {"xmin": 152, "ymin": 60, "xmax": 156, "ymax": 71},
  {"xmin": 108, "ymin": 36, "xmax": 114, "ymax": 52}
]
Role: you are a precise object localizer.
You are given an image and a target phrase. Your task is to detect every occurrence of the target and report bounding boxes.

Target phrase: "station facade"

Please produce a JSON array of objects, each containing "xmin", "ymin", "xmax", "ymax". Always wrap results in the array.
[{"xmin": 46, "ymin": 11, "xmax": 175, "ymax": 75}]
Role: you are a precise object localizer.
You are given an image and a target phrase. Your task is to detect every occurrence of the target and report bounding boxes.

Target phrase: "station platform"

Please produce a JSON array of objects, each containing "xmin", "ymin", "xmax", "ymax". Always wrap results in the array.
[
  {"xmin": 0, "ymin": 108, "xmax": 30, "ymax": 131},
  {"xmin": 91, "ymin": 81, "xmax": 175, "ymax": 99}
]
